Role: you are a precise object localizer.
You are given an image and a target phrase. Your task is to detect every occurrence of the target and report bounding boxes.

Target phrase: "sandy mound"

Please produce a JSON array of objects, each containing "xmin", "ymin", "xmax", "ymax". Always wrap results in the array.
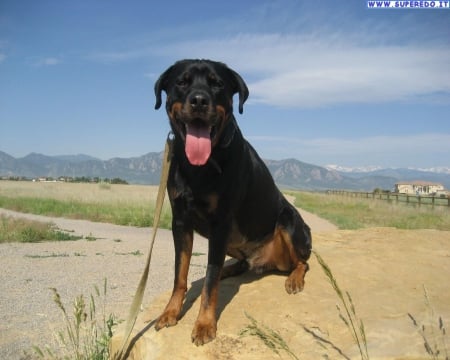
[
  {"xmin": 1, "ymin": 208, "xmax": 448, "ymax": 359},
  {"xmin": 111, "ymin": 228, "xmax": 450, "ymax": 359}
]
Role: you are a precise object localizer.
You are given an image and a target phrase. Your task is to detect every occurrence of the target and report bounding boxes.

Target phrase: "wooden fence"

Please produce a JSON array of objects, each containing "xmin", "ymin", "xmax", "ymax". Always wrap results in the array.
[{"xmin": 326, "ymin": 190, "xmax": 450, "ymax": 208}]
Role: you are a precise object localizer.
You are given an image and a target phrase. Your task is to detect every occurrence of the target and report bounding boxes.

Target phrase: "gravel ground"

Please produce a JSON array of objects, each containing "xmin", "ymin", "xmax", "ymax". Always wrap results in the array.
[
  {"xmin": 0, "ymin": 207, "xmax": 335, "ymax": 359},
  {"xmin": 0, "ymin": 209, "xmax": 209, "ymax": 359}
]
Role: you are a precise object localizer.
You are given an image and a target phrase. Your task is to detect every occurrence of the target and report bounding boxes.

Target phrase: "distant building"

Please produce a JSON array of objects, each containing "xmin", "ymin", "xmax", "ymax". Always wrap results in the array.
[{"xmin": 395, "ymin": 181, "xmax": 444, "ymax": 195}]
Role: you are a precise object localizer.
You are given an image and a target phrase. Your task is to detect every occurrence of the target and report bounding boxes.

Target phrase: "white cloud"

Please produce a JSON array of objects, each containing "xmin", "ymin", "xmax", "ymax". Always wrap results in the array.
[
  {"xmin": 85, "ymin": 6, "xmax": 450, "ymax": 109},
  {"xmin": 154, "ymin": 33, "xmax": 450, "ymax": 107},
  {"xmin": 32, "ymin": 57, "xmax": 62, "ymax": 67},
  {"xmin": 42, "ymin": 57, "xmax": 60, "ymax": 66},
  {"xmin": 0, "ymin": 53, "xmax": 5, "ymax": 63},
  {"xmin": 303, "ymin": 134, "xmax": 450, "ymax": 156}
]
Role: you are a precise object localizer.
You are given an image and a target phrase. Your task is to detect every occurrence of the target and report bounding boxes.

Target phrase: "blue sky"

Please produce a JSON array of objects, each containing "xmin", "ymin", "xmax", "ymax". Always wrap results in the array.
[{"xmin": 0, "ymin": 0, "xmax": 449, "ymax": 168}]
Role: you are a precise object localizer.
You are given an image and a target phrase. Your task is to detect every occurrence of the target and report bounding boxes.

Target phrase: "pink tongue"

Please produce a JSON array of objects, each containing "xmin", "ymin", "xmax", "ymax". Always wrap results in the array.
[{"xmin": 185, "ymin": 125, "xmax": 211, "ymax": 166}]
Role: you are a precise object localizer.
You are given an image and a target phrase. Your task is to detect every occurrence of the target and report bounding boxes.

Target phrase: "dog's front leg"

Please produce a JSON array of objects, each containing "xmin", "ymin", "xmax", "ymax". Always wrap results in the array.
[
  {"xmin": 155, "ymin": 218, "xmax": 193, "ymax": 330},
  {"xmin": 191, "ymin": 221, "xmax": 229, "ymax": 346}
]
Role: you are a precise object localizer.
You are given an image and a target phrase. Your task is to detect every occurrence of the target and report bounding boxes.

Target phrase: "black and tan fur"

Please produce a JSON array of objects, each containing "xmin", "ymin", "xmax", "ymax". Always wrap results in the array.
[{"xmin": 154, "ymin": 59, "xmax": 311, "ymax": 345}]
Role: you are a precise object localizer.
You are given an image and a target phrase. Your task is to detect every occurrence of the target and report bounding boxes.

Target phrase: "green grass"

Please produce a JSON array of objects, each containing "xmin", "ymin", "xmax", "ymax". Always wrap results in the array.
[
  {"xmin": 25, "ymin": 253, "xmax": 70, "ymax": 259},
  {"xmin": 1, "ymin": 180, "xmax": 449, "ymax": 231},
  {"xmin": 0, "ymin": 195, "xmax": 172, "ymax": 229},
  {"xmin": 0, "ymin": 215, "xmax": 83, "ymax": 243},
  {"xmin": 288, "ymin": 191, "xmax": 450, "ymax": 230},
  {"xmin": 114, "ymin": 250, "xmax": 143, "ymax": 256},
  {"xmin": 85, "ymin": 233, "xmax": 99, "ymax": 241}
]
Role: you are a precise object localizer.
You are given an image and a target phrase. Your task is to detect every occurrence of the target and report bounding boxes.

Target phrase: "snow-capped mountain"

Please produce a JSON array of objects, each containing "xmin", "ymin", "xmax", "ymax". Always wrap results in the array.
[
  {"xmin": 325, "ymin": 164, "xmax": 384, "ymax": 173},
  {"xmin": 326, "ymin": 165, "xmax": 450, "ymax": 175}
]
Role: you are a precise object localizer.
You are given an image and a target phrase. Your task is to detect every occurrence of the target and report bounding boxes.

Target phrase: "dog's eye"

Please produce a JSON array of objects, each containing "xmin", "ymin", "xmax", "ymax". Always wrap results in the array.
[
  {"xmin": 176, "ymin": 79, "xmax": 188, "ymax": 87},
  {"xmin": 209, "ymin": 76, "xmax": 224, "ymax": 89},
  {"xmin": 176, "ymin": 75, "xmax": 191, "ymax": 88}
]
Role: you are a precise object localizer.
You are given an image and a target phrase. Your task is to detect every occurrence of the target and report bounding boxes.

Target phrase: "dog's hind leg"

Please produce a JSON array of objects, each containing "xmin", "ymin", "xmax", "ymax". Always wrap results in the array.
[
  {"xmin": 276, "ymin": 203, "xmax": 312, "ymax": 294},
  {"xmin": 220, "ymin": 259, "xmax": 249, "ymax": 279}
]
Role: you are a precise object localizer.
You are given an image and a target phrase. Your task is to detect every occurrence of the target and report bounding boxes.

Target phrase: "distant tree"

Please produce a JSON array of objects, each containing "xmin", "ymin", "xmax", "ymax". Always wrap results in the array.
[
  {"xmin": 373, "ymin": 188, "xmax": 390, "ymax": 194},
  {"xmin": 60, "ymin": 176, "xmax": 127, "ymax": 184},
  {"xmin": 111, "ymin": 178, "xmax": 128, "ymax": 185}
]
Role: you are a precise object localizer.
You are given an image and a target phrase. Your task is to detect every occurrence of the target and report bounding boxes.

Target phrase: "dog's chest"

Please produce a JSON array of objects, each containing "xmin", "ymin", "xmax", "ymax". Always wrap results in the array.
[{"xmin": 225, "ymin": 220, "xmax": 268, "ymax": 261}]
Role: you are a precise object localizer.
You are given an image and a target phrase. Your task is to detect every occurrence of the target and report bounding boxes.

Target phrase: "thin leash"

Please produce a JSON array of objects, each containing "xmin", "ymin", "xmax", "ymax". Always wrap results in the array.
[{"xmin": 114, "ymin": 133, "xmax": 173, "ymax": 360}]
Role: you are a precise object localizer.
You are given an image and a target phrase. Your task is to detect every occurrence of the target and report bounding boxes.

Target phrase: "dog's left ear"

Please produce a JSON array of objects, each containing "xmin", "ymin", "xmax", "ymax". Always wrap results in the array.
[
  {"xmin": 229, "ymin": 69, "xmax": 249, "ymax": 114},
  {"xmin": 154, "ymin": 66, "xmax": 173, "ymax": 110}
]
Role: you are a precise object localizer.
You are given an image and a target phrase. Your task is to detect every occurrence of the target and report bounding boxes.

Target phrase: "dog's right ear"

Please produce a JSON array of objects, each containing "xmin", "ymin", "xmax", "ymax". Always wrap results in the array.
[{"xmin": 154, "ymin": 66, "xmax": 173, "ymax": 110}]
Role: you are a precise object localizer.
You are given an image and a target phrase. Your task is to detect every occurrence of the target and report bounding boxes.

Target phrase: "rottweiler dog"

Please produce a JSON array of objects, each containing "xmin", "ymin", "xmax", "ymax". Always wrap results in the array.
[{"xmin": 154, "ymin": 59, "xmax": 311, "ymax": 345}]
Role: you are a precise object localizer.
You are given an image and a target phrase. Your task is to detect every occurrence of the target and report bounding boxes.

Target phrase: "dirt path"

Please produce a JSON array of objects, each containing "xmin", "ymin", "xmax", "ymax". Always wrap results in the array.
[
  {"xmin": 0, "ymin": 207, "xmax": 335, "ymax": 359},
  {"xmin": 285, "ymin": 194, "xmax": 338, "ymax": 232}
]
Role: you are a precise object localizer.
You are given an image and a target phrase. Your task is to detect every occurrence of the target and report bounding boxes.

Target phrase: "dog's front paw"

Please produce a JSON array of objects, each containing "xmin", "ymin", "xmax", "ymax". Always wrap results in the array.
[
  {"xmin": 285, "ymin": 274, "xmax": 305, "ymax": 294},
  {"xmin": 154, "ymin": 310, "xmax": 179, "ymax": 330},
  {"xmin": 191, "ymin": 320, "xmax": 217, "ymax": 346},
  {"xmin": 285, "ymin": 262, "xmax": 308, "ymax": 294}
]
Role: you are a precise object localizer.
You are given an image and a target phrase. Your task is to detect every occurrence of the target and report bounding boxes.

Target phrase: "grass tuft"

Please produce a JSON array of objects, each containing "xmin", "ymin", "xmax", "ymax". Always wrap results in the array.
[
  {"xmin": 25, "ymin": 253, "xmax": 70, "ymax": 259},
  {"xmin": 240, "ymin": 312, "xmax": 299, "ymax": 359},
  {"xmin": 314, "ymin": 250, "xmax": 369, "ymax": 360},
  {"xmin": 408, "ymin": 285, "xmax": 449, "ymax": 359},
  {"xmin": 33, "ymin": 279, "xmax": 118, "ymax": 360},
  {"xmin": 0, "ymin": 215, "xmax": 83, "ymax": 243},
  {"xmin": 114, "ymin": 250, "xmax": 143, "ymax": 256}
]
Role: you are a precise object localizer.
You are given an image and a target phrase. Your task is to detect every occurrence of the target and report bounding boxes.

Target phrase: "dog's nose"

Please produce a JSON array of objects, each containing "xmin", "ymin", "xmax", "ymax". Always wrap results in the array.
[{"xmin": 189, "ymin": 93, "xmax": 209, "ymax": 110}]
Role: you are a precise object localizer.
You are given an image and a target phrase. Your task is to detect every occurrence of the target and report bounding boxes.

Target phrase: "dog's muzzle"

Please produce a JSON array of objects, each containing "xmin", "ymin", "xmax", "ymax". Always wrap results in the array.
[{"xmin": 183, "ymin": 92, "xmax": 214, "ymax": 166}]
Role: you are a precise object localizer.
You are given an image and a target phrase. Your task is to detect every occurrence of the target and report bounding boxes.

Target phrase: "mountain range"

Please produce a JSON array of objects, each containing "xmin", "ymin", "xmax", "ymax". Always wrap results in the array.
[{"xmin": 1, "ymin": 150, "xmax": 449, "ymax": 191}]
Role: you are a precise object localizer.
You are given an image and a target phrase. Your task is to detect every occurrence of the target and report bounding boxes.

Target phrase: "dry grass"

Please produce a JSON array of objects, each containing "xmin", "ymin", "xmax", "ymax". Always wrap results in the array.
[
  {"xmin": 314, "ymin": 251, "xmax": 369, "ymax": 360},
  {"xmin": 0, "ymin": 181, "xmax": 172, "ymax": 228},
  {"xmin": 240, "ymin": 312, "xmax": 299, "ymax": 360},
  {"xmin": 408, "ymin": 286, "xmax": 449, "ymax": 360},
  {"xmin": 0, "ymin": 181, "xmax": 160, "ymax": 205}
]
